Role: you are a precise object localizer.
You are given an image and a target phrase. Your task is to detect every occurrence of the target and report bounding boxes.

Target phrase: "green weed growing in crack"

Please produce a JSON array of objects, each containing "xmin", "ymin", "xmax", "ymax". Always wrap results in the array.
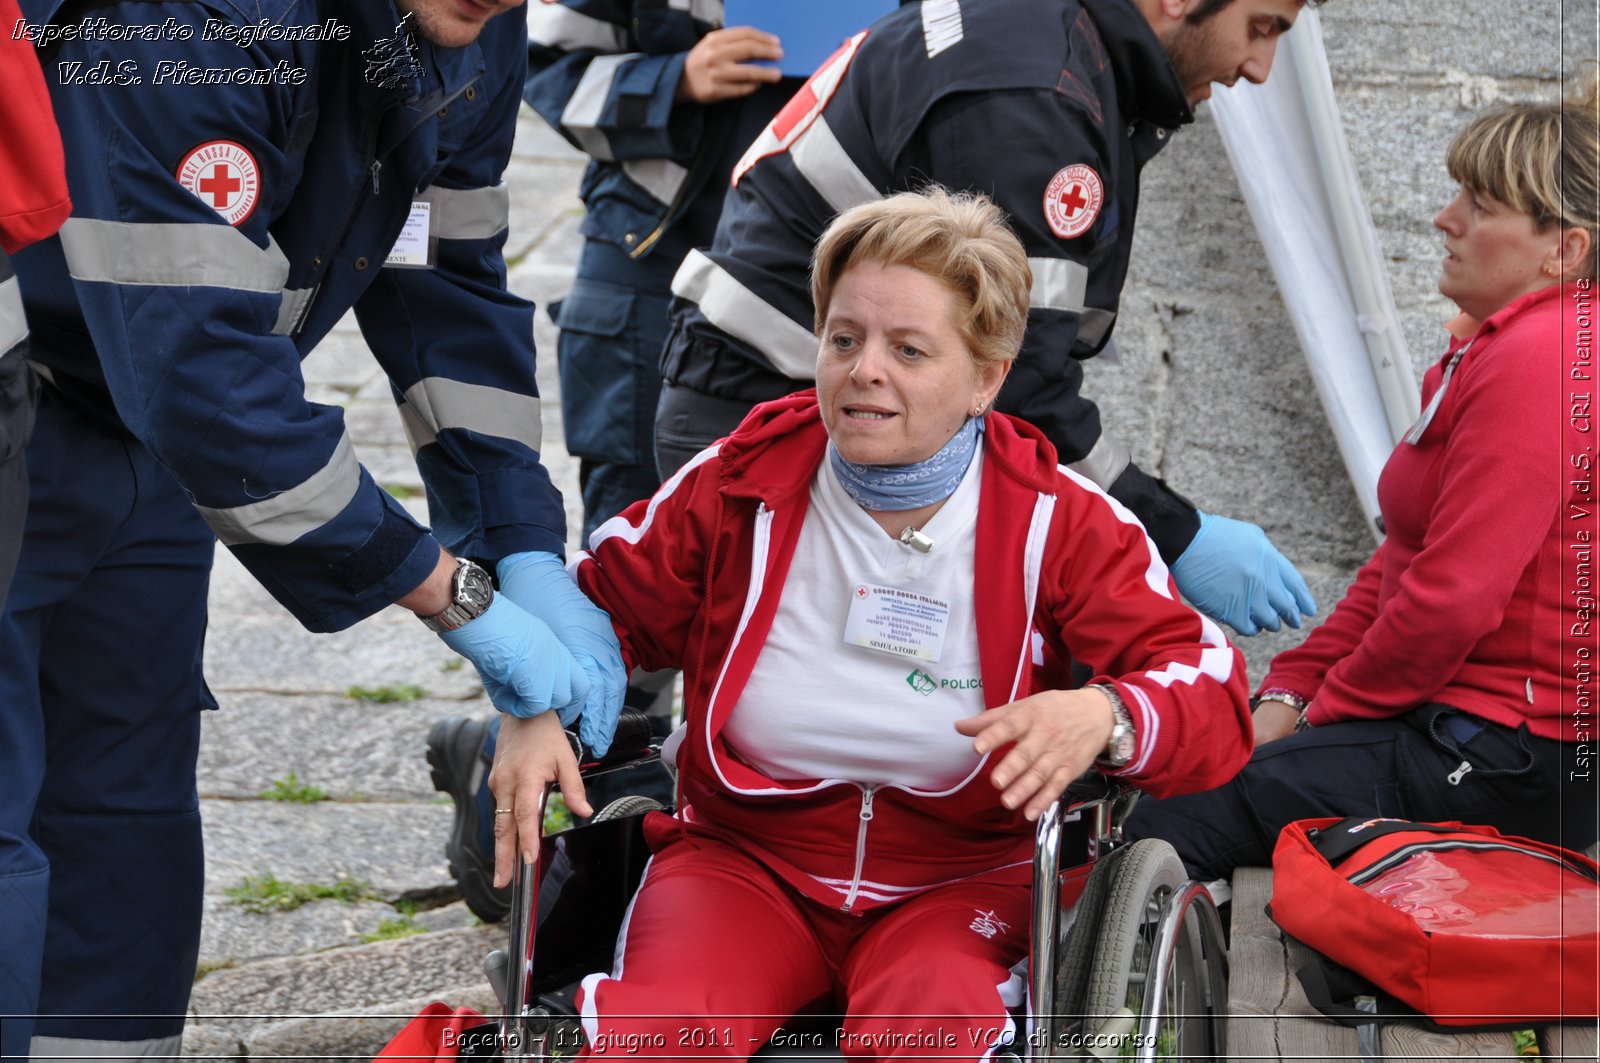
[
  {"xmin": 194, "ymin": 956, "xmax": 238, "ymax": 983},
  {"xmin": 346, "ymin": 683, "xmax": 428, "ymax": 703},
  {"xmin": 224, "ymin": 873, "xmax": 378, "ymax": 914},
  {"xmin": 260, "ymin": 772, "xmax": 328, "ymax": 803},
  {"xmin": 361, "ymin": 915, "xmax": 425, "ymax": 943}
]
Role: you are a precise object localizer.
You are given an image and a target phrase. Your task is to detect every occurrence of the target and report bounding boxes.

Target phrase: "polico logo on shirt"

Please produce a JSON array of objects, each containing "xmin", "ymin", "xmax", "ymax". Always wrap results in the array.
[{"xmin": 905, "ymin": 668, "xmax": 982, "ymax": 696}]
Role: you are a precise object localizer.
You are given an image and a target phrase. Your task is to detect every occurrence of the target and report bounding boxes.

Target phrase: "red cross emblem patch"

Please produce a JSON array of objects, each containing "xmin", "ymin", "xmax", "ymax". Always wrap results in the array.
[
  {"xmin": 176, "ymin": 141, "xmax": 261, "ymax": 227},
  {"xmin": 731, "ymin": 30, "xmax": 869, "ymax": 187},
  {"xmin": 1043, "ymin": 164, "xmax": 1103, "ymax": 240}
]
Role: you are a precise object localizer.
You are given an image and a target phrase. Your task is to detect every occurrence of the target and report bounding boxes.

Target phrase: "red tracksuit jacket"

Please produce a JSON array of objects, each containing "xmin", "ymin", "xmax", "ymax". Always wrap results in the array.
[{"xmin": 574, "ymin": 393, "xmax": 1251, "ymax": 913}]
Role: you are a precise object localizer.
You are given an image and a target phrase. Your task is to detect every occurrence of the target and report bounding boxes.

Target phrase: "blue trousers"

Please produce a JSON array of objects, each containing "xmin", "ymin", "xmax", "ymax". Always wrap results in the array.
[
  {"xmin": 1124, "ymin": 704, "xmax": 1596, "ymax": 881},
  {"xmin": 0, "ymin": 389, "xmax": 213, "ymax": 1059},
  {"xmin": 555, "ymin": 239, "xmax": 674, "ymax": 541}
]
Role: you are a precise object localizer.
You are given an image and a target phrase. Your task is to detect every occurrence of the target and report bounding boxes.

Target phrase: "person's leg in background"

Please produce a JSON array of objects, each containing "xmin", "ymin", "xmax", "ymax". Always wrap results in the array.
[
  {"xmin": 0, "ymin": 249, "xmax": 37, "ymax": 615},
  {"xmin": 554, "ymin": 239, "xmax": 674, "ymax": 542},
  {"xmin": 1124, "ymin": 706, "xmax": 1592, "ymax": 882},
  {"xmin": 0, "ymin": 390, "xmax": 215, "ymax": 1059},
  {"xmin": 1121, "ymin": 718, "xmax": 1416, "ymax": 881},
  {"xmin": 653, "ymin": 380, "xmax": 763, "ymax": 482}
]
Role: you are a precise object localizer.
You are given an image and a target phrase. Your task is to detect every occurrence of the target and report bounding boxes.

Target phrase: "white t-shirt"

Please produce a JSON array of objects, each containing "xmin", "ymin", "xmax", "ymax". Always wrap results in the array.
[{"xmin": 722, "ymin": 446, "xmax": 989, "ymax": 791}]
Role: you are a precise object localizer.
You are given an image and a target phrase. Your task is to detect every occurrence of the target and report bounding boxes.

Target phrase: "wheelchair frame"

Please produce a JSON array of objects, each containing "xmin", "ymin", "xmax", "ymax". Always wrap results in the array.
[{"xmin": 485, "ymin": 718, "xmax": 1229, "ymax": 1063}]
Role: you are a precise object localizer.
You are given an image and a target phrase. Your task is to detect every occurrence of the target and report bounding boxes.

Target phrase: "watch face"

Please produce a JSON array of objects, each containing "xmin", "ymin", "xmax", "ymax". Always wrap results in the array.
[
  {"xmin": 1110, "ymin": 730, "xmax": 1135, "ymax": 765},
  {"xmin": 455, "ymin": 561, "xmax": 495, "ymax": 611}
]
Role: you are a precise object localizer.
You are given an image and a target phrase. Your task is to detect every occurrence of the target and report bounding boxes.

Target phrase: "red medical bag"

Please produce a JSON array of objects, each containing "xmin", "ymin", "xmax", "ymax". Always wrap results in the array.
[{"xmin": 1269, "ymin": 817, "xmax": 1599, "ymax": 1027}]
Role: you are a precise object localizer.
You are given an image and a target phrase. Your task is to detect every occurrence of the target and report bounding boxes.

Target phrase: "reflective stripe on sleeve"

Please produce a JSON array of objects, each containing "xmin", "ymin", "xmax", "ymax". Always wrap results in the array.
[
  {"xmin": 665, "ymin": 0, "xmax": 722, "ymax": 21},
  {"xmin": 670, "ymin": 249, "xmax": 818, "ymax": 380},
  {"xmin": 59, "ymin": 218, "xmax": 290, "ymax": 292},
  {"xmin": 1026, "ymin": 257, "xmax": 1088, "ymax": 314},
  {"xmin": 620, "ymin": 159, "xmax": 689, "ymax": 208},
  {"xmin": 1067, "ymin": 434, "xmax": 1131, "ymax": 491},
  {"xmin": 1077, "ymin": 307, "xmax": 1116, "ymax": 347},
  {"xmin": 31, "ymin": 1034, "xmax": 185, "ymax": 1062},
  {"xmin": 195, "ymin": 430, "xmax": 362, "ymax": 547},
  {"xmin": 397, "ymin": 376, "xmax": 544, "ymax": 453},
  {"xmin": 560, "ymin": 53, "xmax": 639, "ymax": 161},
  {"xmin": 527, "ymin": 3, "xmax": 628, "ymax": 51},
  {"xmin": 0, "ymin": 276, "xmax": 26, "ymax": 355},
  {"xmin": 789, "ymin": 117, "xmax": 881, "ymax": 216},
  {"xmin": 420, "ymin": 184, "xmax": 510, "ymax": 241},
  {"xmin": 272, "ymin": 287, "xmax": 316, "ymax": 336}
]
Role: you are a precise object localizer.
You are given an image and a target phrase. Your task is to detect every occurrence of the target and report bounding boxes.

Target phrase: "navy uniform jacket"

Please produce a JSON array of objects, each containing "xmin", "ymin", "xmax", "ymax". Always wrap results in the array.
[
  {"xmin": 522, "ymin": 0, "xmax": 794, "ymax": 263},
  {"xmin": 15, "ymin": 0, "xmax": 566, "ymax": 632},
  {"xmin": 660, "ymin": 0, "xmax": 1202, "ymax": 557}
]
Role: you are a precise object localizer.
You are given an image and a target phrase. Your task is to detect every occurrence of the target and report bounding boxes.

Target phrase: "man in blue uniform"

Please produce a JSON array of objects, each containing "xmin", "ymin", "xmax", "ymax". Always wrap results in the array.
[
  {"xmin": 425, "ymin": 1, "xmax": 834, "ymax": 928},
  {"xmin": 2, "ymin": 1, "xmax": 626, "ymax": 1057},
  {"xmin": 657, "ymin": 0, "xmax": 1323, "ymax": 637},
  {"xmin": 0, "ymin": 0, "xmax": 70, "ymax": 615},
  {"xmin": 523, "ymin": 0, "xmax": 798, "ymax": 541}
]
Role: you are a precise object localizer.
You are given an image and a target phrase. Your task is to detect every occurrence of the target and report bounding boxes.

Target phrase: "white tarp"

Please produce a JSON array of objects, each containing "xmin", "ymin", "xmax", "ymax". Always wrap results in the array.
[{"xmin": 1211, "ymin": 9, "xmax": 1420, "ymax": 541}]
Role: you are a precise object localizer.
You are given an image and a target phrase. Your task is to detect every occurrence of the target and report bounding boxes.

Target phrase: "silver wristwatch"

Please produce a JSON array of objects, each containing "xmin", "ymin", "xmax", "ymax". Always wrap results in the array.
[
  {"xmin": 419, "ymin": 557, "xmax": 495, "ymax": 633},
  {"xmin": 1092, "ymin": 683, "xmax": 1136, "ymax": 769}
]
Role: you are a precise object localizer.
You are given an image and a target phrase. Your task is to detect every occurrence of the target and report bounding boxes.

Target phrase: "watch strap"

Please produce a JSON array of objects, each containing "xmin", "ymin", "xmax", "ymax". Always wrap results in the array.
[
  {"xmin": 419, "ymin": 557, "xmax": 494, "ymax": 633},
  {"xmin": 1090, "ymin": 682, "xmax": 1136, "ymax": 769}
]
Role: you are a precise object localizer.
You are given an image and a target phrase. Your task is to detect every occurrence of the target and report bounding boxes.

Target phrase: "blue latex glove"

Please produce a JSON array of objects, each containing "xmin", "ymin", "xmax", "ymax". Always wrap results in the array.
[
  {"xmin": 497, "ymin": 551, "xmax": 627, "ymax": 755},
  {"xmin": 1169, "ymin": 512, "xmax": 1317, "ymax": 636},
  {"xmin": 439, "ymin": 594, "xmax": 588, "ymax": 718}
]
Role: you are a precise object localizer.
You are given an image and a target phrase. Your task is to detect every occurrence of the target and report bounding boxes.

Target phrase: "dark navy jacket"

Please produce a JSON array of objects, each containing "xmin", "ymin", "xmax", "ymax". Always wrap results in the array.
[
  {"xmin": 659, "ymin": 0, "xmax": 1202, "ymax": 557},
  {"xmin": 522, "ymin": 0, "xmax": 793, "ymax": 263},
  {"xmin": 15, "ymin": 0, "xmax": 566, "ymax": 631}
]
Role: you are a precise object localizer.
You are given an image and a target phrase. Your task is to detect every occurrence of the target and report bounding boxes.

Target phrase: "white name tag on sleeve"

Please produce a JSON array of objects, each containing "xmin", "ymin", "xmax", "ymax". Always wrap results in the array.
[{"xmin": 385, "ymin": 201, "xmax": 435, "ymax": 268}]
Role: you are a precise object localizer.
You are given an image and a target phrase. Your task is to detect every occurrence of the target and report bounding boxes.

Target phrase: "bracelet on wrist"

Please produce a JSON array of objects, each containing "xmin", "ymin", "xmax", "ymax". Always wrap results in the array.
[{"xmin": 1254, "ymin": 689, "xmax": 1308, "ymax": 713}]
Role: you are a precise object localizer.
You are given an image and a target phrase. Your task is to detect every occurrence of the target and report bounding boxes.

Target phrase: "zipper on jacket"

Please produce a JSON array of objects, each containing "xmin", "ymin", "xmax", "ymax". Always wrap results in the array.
[
  {"xmin": 628, "ymin": 124, "xmax": 714, "ymax": 260},
  {"xmin": 1446, "ymin": 759, "xmax": 1473, "ymax": 785},
  {"xmin": 292, "ymin": 71, "xmax": 479, "ymax": 336},
  {"xmin": 292, "ymin": 110, "xmax": 395, "ymax": 337},
  {"xmin": 840, "ymin": 785, "xmax": 877, "ymax": 913}
]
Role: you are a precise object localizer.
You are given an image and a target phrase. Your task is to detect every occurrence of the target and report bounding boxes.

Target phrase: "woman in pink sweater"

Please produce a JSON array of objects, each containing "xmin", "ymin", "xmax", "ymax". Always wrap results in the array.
[{"xmin": 1126, "ymin": 76, "xmax": 1600, "ymax": 878}]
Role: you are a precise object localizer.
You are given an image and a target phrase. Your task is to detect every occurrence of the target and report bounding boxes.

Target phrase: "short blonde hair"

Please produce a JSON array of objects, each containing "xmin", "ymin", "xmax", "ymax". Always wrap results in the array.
[
  {"xmin": 810, "ymin": 187, "xmax": 1032, "ymax": 367},
  {"xmin": 1446, "ymin": 69, "xmax": 1600, "ymax": 278}
]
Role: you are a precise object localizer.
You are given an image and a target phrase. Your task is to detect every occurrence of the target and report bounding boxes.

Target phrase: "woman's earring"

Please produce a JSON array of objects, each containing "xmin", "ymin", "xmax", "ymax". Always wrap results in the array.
[{"xmin": 972, "ymin": 401, "xmax": 986, "ymax": 417}]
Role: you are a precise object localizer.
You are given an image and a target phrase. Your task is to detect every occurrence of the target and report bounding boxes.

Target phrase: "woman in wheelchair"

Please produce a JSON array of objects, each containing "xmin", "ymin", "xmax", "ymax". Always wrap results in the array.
[{"xmin": 492, "ymin": 187, "xmax": 1252, "ymax": 1059}]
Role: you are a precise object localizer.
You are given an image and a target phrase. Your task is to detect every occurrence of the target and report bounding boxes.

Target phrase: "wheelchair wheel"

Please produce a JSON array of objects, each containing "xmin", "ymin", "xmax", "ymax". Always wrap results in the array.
[
  {"xmin": 590, "ymin": 795, "xmax": 664, "ymax": 822},
  {"xmin": 1081, "ymin": 839, "xmax": 1227, "ymax": 1061},
  {"xmin": 1052, "ymin": 841, "xmax": 1133, "ymax": 1035}
]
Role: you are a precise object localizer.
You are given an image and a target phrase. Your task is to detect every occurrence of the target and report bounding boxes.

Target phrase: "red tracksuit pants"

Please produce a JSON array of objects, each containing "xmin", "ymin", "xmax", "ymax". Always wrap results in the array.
[{"xmin": 573, "ymin": 830, "xmax": 1031, "ymax": 1062}]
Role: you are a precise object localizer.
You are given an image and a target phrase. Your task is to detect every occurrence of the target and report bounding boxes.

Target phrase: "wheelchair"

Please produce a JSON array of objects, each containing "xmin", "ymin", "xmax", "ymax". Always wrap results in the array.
[{"xmin": 473, "ymin": 713, "xmax": 1229, "ymax": 1062}]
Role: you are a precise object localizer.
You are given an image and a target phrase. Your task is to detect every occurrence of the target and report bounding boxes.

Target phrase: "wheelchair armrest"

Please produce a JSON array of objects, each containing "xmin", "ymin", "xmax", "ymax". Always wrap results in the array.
[
  {"xmin": 1061, "ymin": 770, "xmax": 1114, "ymax": 806},
  {"xmin": 564, "ymin": 710, "xmax": 657, "ymax": 774}
]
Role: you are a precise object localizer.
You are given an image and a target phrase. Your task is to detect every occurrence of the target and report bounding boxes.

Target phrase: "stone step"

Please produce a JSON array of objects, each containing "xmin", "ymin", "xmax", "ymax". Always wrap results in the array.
[
  {"xmin": 188, "ymin": 924, "xmax": 504, "ymax": 1048},
  {"xmin": 201, "ymin": 799, "xmax": 455, "ymax": 902}
]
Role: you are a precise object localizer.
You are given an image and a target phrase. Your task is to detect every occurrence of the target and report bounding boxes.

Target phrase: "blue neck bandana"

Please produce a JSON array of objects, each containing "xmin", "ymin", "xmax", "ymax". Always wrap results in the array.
[{"xmin": 829, "ymin": 416, "xmax": 984, "ymax": 511}]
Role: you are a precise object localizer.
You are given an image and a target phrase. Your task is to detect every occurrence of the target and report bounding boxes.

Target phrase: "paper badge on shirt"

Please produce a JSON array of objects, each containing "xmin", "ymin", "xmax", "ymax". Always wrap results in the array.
[{"xmin": 844, "ymin": 583, "xmax": 952, "ymax": 662}]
